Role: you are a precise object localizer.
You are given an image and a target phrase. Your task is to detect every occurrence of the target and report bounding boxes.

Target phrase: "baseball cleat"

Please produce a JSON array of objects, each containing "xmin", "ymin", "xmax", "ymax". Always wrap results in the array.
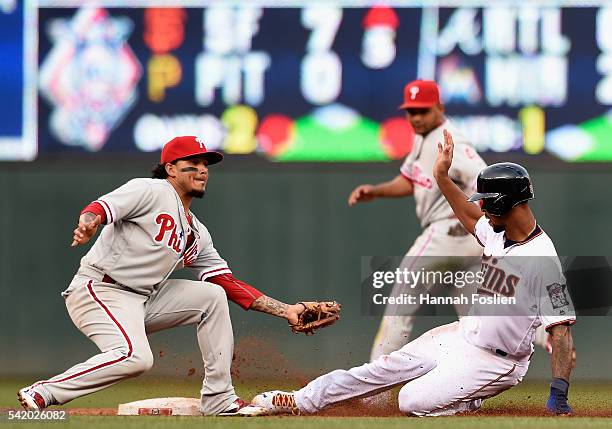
[
  {"xmin": 238, "ymin": 390, "xmax": 300, "ymax": 416},
  {"xmin": 17, "ymin": 387, "xmax": 47, "ymax": 411},
  {"xmin": 235, "ymin": 405, "xmax": 268, "ymax": 416},
  {"xmin": 218, "ymin": 398, "xmax": 249, "ymax": 416}
]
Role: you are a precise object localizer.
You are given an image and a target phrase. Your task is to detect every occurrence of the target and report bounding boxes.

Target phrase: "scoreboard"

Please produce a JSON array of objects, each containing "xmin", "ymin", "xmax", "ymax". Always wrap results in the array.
[
  {"xmin": 5, "ymin": 1, "xmax": 612, "ymax": 162},
  {"xmin": 0, "ymin": 0, "xmax": 35, "ymax": 160}
]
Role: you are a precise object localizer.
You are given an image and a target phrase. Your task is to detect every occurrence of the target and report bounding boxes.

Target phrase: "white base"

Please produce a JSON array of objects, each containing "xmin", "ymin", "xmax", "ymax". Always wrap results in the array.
[{"xmin": 117, "ymin": 397, "xmax": 201, "ymax": 416}]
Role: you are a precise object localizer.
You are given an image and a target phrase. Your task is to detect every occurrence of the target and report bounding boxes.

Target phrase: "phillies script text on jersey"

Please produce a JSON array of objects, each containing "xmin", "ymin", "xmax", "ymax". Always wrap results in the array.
[{"xmin": 155, "ymin": 213, "xmax": 185, "ymax": 253}]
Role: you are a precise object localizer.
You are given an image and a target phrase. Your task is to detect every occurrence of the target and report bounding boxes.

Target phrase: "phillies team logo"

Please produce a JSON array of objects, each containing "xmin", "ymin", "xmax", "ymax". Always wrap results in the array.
[
  {"xmin": 406, "ymin": 163, "xmax": 433, "ymax": 189},
  {"xmin": 154, "ymin": 213, "xmax": 183, "ymax": 254},
  {"xmin": 409, "ymin": 86, "xmax": 420, "ymax": 100}
]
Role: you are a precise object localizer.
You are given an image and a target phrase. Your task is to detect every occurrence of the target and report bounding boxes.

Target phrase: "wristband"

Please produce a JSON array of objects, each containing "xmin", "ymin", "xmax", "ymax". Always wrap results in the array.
[{"xmin": 550, "ymin": 377, "xmax": 569, "ymax": 394}]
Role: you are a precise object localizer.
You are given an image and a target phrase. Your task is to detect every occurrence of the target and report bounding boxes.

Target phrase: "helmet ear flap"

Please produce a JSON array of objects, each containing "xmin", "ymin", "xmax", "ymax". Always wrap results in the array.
[{"xmin": 484, "ymin": 194, "xmax": 509, "ymax": 217}]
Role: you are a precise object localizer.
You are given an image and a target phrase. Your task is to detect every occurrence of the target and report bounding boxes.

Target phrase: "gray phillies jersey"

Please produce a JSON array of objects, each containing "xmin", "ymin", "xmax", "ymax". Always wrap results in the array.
[
  {"xmin": 67, "ymin": 178, "xmax": 231, "ymax": 296},
  {"xmin": 400, "ymin": 119, "xmax": 486, "ymax": 228}
]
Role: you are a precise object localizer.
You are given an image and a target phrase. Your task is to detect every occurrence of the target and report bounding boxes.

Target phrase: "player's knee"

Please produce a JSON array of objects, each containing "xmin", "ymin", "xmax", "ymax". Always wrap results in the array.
[
  {"xmin": 125, "ymin": 348, "xmax": 154, "ymax": 376},
  {"xmin": 398, "ymin": 396, "xmax": 425, "ymax": 415},
  {"xmin": 397, "ymin": 389, "xmax": 433, "ymax": 416}
]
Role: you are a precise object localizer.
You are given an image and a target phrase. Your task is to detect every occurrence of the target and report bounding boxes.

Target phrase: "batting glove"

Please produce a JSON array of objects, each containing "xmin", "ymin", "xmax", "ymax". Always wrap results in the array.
[{"xmin": 546, "ymin": 378, "xmax": 572, "ymax": 415}]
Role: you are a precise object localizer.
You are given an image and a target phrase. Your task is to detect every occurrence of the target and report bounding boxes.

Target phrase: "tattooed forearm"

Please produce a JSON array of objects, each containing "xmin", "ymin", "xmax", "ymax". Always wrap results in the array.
[
  {"xmin": 250, "ymin": 295, "xmax": 289, "ymax": 318},
  {"xmin": 550, "ymin": 324, "xmax": 573, "ymax": 381}
]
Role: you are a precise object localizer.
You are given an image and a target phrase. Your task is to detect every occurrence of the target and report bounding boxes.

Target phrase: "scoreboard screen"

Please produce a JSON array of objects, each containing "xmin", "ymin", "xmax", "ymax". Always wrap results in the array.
[
  {"xmin": 0, "ymin": 0, "xmax": 35, "ymax": 160},
  {"xmin": 9, "ymin": 1, "xmax": 612, "ymax": 161}
]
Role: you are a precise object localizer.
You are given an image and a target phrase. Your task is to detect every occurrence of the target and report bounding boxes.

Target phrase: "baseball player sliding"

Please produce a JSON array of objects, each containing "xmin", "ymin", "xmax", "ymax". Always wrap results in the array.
[
  {"xmin": 240, "ymin": 130, "xmax": 576, "ymax": 417},
  {"xmin": 348, "ymin": 80, "xmax": 486, "ymax": 360},
  {"xmin": 17, "ymin": 136, "xmax": 340, "ymax": 416}
]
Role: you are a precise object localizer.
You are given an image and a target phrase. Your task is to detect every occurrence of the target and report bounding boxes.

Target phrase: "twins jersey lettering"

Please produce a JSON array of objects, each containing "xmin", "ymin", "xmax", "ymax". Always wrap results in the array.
[
  {"xmin": 64, "ymin": 178, "xmax": 231, "ymax": 296},
  {"xmin": 400, "ymin": 119, "xmax": 486, "ymax": 228},
  {"xmin": 460, "ymin": 216, "xmax": 577, "ymax": 358}
]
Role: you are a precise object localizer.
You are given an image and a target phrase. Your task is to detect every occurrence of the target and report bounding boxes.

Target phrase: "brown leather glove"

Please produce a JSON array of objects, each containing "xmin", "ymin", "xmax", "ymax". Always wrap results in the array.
[{"xmin": 290, "ymin": 301, "xmax": 341, "ymax": 335}]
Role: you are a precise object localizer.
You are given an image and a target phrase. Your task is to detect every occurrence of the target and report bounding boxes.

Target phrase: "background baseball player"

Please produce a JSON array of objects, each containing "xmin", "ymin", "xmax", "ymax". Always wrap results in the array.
[
  {"xmin": 239, "ymin": 130, "xmax": 576, "ymax": 417},
  {"xmin": 348, "ymin": 80, "xmax": 486, "ymax": 360},
  {"xmin": 17, "ymin": 136, "xmax": 339, "ymax": 416}
]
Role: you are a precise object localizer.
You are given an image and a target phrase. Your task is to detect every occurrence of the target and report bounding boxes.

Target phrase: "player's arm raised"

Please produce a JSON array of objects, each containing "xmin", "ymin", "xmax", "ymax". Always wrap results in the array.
[
  {"xmin": 433, "ymin": 129, "xmax": 482, "ymax": 235},
  {"xmin": 348, "ymin": 175, "xmax": 413, "ymax": 206}
]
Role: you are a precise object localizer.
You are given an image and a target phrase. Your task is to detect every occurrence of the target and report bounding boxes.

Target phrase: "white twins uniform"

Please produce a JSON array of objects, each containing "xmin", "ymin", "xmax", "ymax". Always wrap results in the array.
[
  {"xmin": 462, "ymin": 217, "xmax": 576, "ymax": 357},
  {"xmin": 33, "ymin": 178, "xmax": 246, "ymax": 415},
  {"xmin": 296, "ymin": 216, "xmax": 576, "ymax": 416},
  {"xmin": 372, "ymin": 119, "xmax": 487, "ymax": 359}
]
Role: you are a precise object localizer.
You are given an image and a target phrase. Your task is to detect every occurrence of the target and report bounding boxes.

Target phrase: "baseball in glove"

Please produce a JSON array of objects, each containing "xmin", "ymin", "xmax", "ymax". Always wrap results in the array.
[{"xmin": 290, "ymin": 301, "xmax": 341, "ymax": 335}]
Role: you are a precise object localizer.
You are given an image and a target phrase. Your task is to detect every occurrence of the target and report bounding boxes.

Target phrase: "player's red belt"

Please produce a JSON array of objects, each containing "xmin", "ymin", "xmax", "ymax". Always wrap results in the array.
[
  {"xmin": 102, "ymin": 274, "xmax": 117, "ymax": 284},
  {"xmin": 100, "ymin": 273, "xmax": 148, "ymax": 297}
]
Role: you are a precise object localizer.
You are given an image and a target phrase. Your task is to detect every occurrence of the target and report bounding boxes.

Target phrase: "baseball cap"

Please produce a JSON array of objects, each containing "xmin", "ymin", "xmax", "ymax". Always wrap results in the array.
[
  {"xmin": 399, "ymin": 80, "xmax": 441, "ymax": 109},
  {"xmin": 161, "ymin": 136, "xmax": 224, "ymax": 165}
]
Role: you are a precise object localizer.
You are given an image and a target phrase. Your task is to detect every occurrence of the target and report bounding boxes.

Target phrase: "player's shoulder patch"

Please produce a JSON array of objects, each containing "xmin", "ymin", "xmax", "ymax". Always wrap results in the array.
[{"xmin": 546, "ymin": 282, "xmax": 570, "ymax": 309}]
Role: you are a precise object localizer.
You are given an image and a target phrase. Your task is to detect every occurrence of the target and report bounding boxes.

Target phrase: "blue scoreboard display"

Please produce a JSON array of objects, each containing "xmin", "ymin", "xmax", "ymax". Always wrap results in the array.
[
  {"xmin": 9, "ymin": 2, "xmax": 612, "ymax": 162},
  {"xmin": 0, "ymin": 0, "xmax": 36, "ymax": 160}
]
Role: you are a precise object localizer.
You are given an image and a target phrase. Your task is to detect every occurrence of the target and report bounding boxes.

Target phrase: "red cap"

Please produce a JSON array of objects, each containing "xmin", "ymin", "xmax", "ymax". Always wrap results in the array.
[
  {"xmin": 399, "ymin": 80, "xmax": 440, "ymax": 109},
  {"xmin": 161, "ymin": 136, "xmax": 224, "ymax": 165}
]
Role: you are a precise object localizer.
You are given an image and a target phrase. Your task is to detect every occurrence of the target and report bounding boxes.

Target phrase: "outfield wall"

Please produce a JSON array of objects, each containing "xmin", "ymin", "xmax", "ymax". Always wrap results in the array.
[{"xmin": 1, "ymin": 157, "xmax": 611, "ymax": 380}]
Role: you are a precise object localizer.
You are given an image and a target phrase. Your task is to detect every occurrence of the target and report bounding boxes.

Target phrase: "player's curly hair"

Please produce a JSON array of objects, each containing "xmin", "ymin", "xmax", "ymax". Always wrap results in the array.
[{"xmin": 151, "ymin": 163, "xmax": 169, "ymax": 179}]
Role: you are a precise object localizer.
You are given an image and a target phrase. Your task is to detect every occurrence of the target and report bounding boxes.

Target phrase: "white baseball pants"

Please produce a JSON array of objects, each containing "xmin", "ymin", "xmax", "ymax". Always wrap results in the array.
[
  {"xmin": 31, "ymin": 273, "xmax": 237, "ymax": 415},
  {"xmin": 296, "ymin": 321, "xmax": 529, "ymax": 416}
]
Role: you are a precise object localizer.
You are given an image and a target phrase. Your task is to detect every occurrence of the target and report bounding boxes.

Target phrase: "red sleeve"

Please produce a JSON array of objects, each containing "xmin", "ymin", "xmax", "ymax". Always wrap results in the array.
[
  {"xmin": 207, "ymin": 273, "xmax": 264, "ymax": 310},
  {"xmin": 81, "ymin": 202, "xmax": 107, "ymax": 224}
]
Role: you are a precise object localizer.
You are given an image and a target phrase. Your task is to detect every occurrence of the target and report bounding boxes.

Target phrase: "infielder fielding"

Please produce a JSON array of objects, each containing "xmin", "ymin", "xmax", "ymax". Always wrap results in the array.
[
  {"xmin": 348, "ymin": 80, "xmax": 486, "ymax": 360},
  {"xmin": 17, "ymin": 136, "xmax": 340, "ymax": 416},
  {"xmin": 240, "ymin": 130, "xmax": 575, "ymax": 417}
]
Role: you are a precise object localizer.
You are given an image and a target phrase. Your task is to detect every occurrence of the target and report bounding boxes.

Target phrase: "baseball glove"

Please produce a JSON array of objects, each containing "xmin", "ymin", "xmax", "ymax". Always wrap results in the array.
[{"xmin": 291, "ymin": 301, "xmax": 341, "ymax": 335}]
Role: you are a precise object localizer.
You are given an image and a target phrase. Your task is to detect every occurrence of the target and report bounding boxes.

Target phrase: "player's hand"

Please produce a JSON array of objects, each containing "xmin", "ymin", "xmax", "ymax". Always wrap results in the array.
[
  {"xmin": 433, "ymin": 129, "xmax": 454, "ymax": 179},
  {"xmin": 71, "ymin": 213, "xmax": 102, "ymax": 247},
  {"xmin": 348, "ymin": 185, "xmax": 376, "ymax": 206},
  {"xmin": 285, "ymin": 301, "xmax": 325, "ymax": 326},
  {"xmin": 285, "ymin": 303, "xmax": 305, "ymax": 326}
]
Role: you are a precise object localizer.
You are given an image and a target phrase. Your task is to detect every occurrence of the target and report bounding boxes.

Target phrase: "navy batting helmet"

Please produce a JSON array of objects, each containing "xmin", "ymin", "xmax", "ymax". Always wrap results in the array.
[{"xmin": 467, "ymin": 162, "xmax": 534, "ymax": 217}]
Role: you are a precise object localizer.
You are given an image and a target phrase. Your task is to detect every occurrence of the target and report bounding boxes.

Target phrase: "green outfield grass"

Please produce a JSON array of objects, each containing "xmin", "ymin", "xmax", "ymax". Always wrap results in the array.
[{"xmin": 1, "ymin": 377, "xmax": 610, "ymax": 429}]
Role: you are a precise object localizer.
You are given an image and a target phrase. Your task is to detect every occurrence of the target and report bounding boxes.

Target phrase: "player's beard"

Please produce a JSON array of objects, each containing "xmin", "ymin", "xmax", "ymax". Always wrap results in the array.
[{"xmin": 188, "ymin": 189, "xmax": 205, "ymax": 198}]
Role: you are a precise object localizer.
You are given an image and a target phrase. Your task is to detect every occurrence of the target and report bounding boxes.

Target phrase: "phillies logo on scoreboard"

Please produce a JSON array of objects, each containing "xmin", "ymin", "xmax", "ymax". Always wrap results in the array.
[{"xmin": 154, "ymin": 213, "xmax": 184, "ymax": 254}]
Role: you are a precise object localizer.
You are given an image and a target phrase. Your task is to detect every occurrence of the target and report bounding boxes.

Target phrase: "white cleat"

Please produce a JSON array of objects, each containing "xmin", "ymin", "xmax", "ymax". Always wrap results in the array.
[
  {"xmin": 17, "ymin": 387, "xmax": 46, "ymax": 411},
  {"xmin": 237, "ymin": 390, "xmax": 300, "ymax": 416},
  {"xmin": 217, "ymin": 398, "xmax": 249, "ymax": 416}
]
